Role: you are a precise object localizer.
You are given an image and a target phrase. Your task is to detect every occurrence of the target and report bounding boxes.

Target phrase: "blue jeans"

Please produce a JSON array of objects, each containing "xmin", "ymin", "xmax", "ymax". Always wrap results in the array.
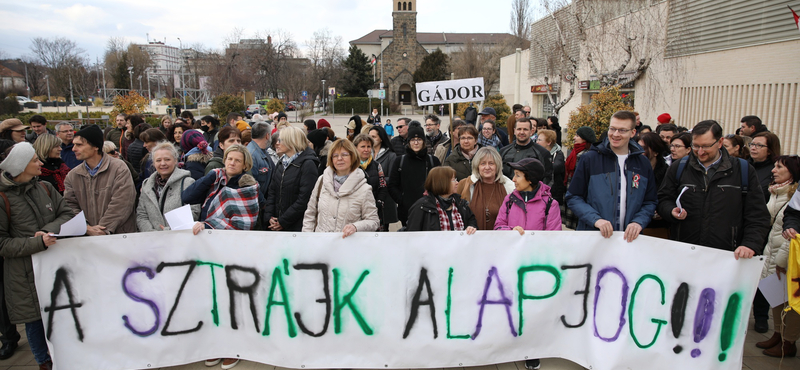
[{"xmin": 25, "ymin": 320, "xmax": 50, "ymax": 365}]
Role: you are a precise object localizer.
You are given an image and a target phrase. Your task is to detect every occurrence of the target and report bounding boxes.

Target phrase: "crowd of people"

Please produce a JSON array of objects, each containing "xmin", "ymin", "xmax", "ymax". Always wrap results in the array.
[{"xmin": 0, "ymin": 107, "xmax": 798, "ymax": 370}]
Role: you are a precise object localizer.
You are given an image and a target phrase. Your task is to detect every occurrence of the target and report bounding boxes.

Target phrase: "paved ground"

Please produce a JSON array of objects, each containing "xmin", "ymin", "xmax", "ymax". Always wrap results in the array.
[{"xmin": 1, "ymin": 310, "xmax": 797, "ymax": 370}]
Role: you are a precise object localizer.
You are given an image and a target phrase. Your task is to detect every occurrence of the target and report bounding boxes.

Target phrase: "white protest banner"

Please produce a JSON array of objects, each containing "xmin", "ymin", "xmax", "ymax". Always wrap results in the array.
[
  {"xmin": 415, "ymin": 77, "xmax": 485, "ymax": 106},
  {"xmin": 33, "ymin": 231, "xmax": 761, "ymax": 370}
]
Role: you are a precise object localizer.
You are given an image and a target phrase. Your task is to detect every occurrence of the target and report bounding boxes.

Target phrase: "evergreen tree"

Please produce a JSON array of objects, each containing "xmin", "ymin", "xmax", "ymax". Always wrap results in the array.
[
  {"xmin": 413, "ymin": 49, "xmax": 449, "ymax": 84},
  {"xmin": 114, "ymin": 52, "xmax": 130, "ymax": 89},
  {"xmin": 341, "ymin": 45, "xmax": 373, "ymax": 97}
]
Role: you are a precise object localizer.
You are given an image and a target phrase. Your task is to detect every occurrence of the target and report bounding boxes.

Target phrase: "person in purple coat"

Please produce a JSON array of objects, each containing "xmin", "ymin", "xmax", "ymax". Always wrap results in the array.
[{"xmin": 494, "ymin": 157, "xmax": 562, "ymax": 234}]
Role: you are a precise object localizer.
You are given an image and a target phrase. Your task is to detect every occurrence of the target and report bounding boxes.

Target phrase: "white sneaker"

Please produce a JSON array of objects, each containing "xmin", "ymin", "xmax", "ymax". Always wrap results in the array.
[{"xmin": 205, "ymin": 359, "xmax": 221, "ymax": 367}]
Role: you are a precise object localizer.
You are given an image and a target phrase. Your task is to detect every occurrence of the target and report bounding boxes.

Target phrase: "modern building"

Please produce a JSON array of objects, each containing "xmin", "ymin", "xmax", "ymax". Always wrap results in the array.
[
  {"xmin": 499, "ymin": 0, "xmax": 800, "ymax": 153},
  {"xmin": 137, "ymin": 41, "xmax": 181, "ymax": 88},
  {"xmin": 350, "ymin": 0, "xmax": 519, "ymax": 105}
]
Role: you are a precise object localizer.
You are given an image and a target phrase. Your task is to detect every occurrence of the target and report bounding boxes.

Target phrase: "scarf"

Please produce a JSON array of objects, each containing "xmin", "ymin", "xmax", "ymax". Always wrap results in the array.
[
  {"xmin": 281, "ymin": 152, "xmax": 300, "ymax": 169},
  {"xmin": 462, "ymin": 146, "xmax": 479, "ymax": 160},
  {"xmin": 435, "ymin": 195, "xmax": 465, "ymax": 231},
  {"xmin": 333, "ymin": 174, "xmax": 349, "ymax": 193},
  {"xmin": 769, "ymin": 179, "xmax": 793, "ymax": 194},
  {"xmin": 154, "ymin": 174, "xmax": 169, "ymax": 199},
  {"xmin": 40, "ymin": 159, "xmax": 70, "ymax": 193},
  {"xmin": 470, "ymin": 180, "xmax": 506, "ymax": 230},
  {"xmin": 359, "ymin": 156, "xmax": 372, "ymax": 170},
  {"xmin": 203, "ymin": 170, "xmax": 260, "ymax": 230},
  {"xmin": 478, "ymin": 133, "xmax": 502, "ymax": 149},
  {"xmin": 565, "ymin": 142, "xmax": 589, "ymax": 185}
]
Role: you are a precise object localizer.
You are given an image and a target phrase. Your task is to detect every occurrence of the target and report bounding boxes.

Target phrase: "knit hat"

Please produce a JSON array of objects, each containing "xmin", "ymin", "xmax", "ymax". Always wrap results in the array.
[
  {"xmin": 0, "ymin": 118, "xmax": 29, "ymax": 133},
  {"xmin": 407, "ymin": 125, "xmax": 425, "ymax": 141},
  {"xmin": 180, "ymin": 129, "xmax": 209, "ymax": 154},
  {"xmin": 576, "ymin": 126, "xmax": 597, "ymax": 144},
  {"xmin": 508, "ymin": 157, "xmax": 545, "ymax": 184},
  {"xmin": 276, "ymin": 112, "xmax": 287, "ymax": 121},
  {"xmin": 317, "ymin": 119, "xmax": 331, "ymax": 129},
  {"xmin": 657, "ymin": 113, "xmax": 672, "ymax": 124},
  {"xmin": 307, "ymin": 129, "xmax": 328, "ymax": 153},
  {"xmin": 75, "ymin": 125, "xmax": 104, "ymax": 150},
  {"xmin": 0, "ymin": 142, "xmax": 36, "ymax": 177}
]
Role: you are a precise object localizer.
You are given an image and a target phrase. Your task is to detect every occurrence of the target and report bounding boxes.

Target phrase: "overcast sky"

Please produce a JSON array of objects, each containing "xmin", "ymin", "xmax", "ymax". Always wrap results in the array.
[{"xmin": 0, "ymin": 0, "xmax": 544, "ymax": 61}]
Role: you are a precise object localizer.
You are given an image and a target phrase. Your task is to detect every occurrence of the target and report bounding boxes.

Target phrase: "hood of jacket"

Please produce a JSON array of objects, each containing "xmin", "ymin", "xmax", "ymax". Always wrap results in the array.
[
  {"xmin": 466, "ymin": 173, "xmax": 515, "ymax": 196},
  {"xmin": 148, "ymin": 167, "xmax": 193, "ymax": 189},
  {"xmin": 0, "ymin": 171, "xmax": 35, "ymax": 193}
]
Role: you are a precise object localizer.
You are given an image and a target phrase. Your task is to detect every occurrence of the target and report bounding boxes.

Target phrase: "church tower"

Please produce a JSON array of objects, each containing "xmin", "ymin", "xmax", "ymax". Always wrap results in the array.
[{"xmin": 386, "ymin": 0, "xmax": 425, "ymax": 105}]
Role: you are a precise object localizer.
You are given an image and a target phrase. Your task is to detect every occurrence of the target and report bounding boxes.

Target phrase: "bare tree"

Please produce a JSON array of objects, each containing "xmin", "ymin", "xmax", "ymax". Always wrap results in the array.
[
  {"xmin": 450, "ymin": 38, "xmax": 516, "ymax": 93},
  {"xmin": 510, "ymin": 0, "xmax": 533, "ymax": 48},
  {"xmin": 29, "ymin": 37, "xmax": 88, "ymax": 98},
  {"xmin": 305, "ymin": 29, "xmax": 345, "ymax": 102}
]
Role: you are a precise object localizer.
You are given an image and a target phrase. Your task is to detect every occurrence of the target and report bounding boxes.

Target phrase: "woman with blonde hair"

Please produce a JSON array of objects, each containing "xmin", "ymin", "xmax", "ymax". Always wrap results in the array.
[
  {"xmin": 33, "ymin": 133, "xmax": 70, "ymax": 193},
  {"xmin": 303, "ymin": 139, "xmax": 379, "ymax": 235},
  {"xmin": 264, "ymin": 126, "xmax": 320, "ymax": 231},
  {"xmin": 455, "ymin": 147, "xmax": 514, "ymax": 230},
  {"xmin": 159, "ymin": 115, "xmax": 173, "ymax": 134}
]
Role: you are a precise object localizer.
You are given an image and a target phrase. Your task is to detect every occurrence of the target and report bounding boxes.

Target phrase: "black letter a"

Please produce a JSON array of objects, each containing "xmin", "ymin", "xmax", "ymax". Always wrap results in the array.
[
  {"xmin": 403, "ymin": 268, "xmax": 438, "ymax": 339},
  {"xmin": 44, "ymin": 267, "xmax": 84, "ymax": 342}
]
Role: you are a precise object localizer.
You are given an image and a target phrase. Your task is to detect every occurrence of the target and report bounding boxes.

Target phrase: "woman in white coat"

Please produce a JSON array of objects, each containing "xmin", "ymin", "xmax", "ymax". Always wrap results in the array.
[
  {"xmin": 136, "ymin": 142, "xmax": 200, "ymax": 231},
  {"xmin": 303, "ymin": 139, "xmax": 379, "ymax": 236}
]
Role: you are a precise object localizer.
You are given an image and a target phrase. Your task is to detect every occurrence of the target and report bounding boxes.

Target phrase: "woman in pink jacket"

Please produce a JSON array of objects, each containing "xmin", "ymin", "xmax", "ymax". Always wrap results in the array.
[{"xmin": 494, "ymin": 157, "xmax": 562, "ymax": 234}]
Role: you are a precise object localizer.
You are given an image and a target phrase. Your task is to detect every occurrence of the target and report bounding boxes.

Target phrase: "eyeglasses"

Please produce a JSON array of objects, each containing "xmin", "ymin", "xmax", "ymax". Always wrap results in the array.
[
  {"xmin": 608, "ymin": 127, "xmax": 632, "ymax": 134},
  {"xmin": 409, "ymin": 138, "xmax": 424, "ymax": 143},
  {"xmin": 748, "ymin": 143, "xmax": 767, "ymax": 149},
  {"xmin": 523, "ymin": 110, "xmax": 531, "ymax": 114},
  {"xmin": 460, "ymin": 136, "xmax": 476, "ymax": 141},
  {"xmin": 58, "ymin": 130, "xmax": 73, "ymax": 133},
  {"xmin": 691, "ymin": 143, "xmax": 718, "ymax": 151},
  {"xmin": 424, "ymin": 124, "xmax": 437, "ymax": 127},
  {"xmin": 331, "ymin": 153, "xmax": 351, "ymax": 159},
  {"xmin": 395, "ymin": 125, "xmax": 406, "ymax": 129},
  {"xmin": 669, "ymin": 144, "xmax": 685, "ymax": 149},
  {"xmin": 482, "ymin": 127, "xmax": 493, "ymax": 131}
]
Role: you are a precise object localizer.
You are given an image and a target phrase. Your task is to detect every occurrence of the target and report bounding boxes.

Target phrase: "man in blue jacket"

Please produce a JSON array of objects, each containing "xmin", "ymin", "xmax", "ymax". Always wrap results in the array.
[{"xmin": 565, "ymin": 110, "xmax": 657, "ymax": 242}]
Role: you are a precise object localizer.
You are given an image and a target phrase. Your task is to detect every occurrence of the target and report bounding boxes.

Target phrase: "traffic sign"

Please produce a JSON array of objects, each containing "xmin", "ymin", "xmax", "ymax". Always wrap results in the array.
[
  {"xmin": 301, "ymin": 90, "xmax": 308, "ymax": 97},
  {"xmin": 328, "ymin": 87, "xmax": 336, "ymax": 95},
  {"xmin": 379, "ymin": 89, "xmax": 386, "ymax": 99}
]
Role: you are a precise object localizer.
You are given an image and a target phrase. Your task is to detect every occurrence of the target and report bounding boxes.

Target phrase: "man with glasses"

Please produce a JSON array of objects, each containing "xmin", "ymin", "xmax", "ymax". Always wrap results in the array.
[
  {"xmin": 657, "ymin": 120, "xmax": 769, "ymax": 259},
  {"xmin": 566, "ymin": 110, "xmax": 657, "ymax": 242},
  {"xmin": 523, "ymin": 106, "xmax": 532, "ymax": 116},
  {"xmin": 423, "ymin": 114, "xmax": 448, "ymax": 157},
  {"xmin": 390, "ymin": 117, "xmax": 411, "ymax": 155},
  {"xmin": 56, "ymin": 122, "xmax": 80, "ymax": 168}
]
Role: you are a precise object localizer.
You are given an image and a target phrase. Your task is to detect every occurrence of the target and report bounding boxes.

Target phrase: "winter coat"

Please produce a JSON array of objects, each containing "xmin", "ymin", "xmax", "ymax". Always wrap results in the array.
[
  {"xmin": 391, "ymin": 135, "xmax": 407, "ymax": 156},
  {"xmin": 127, "ymin": 139, "xmax": 146, "ymax": 170},
  {"xmin": 443, "ymin": 144, "xmax": 479, "ymax": 181},
  {"xmin": 494, "ymin": 185, "xmax": 562, "ymax": 231},
  {"xmin": 549, "ymin": 144, "xmax": 566, "ymax": 205},
  {"xmin": 374, "ymin": 147, "xmax": 398, "ymax": 224},
  {"xmin": 785, "ymin": 190, "xmax": 800, "ymax": 234},
  {"xmin": 432, "ymin": 135, "xmax": 451, "ymax": 164},
  {"xmin": 205, "ymin": 147, "xmax": 225, "ymax": 175},
  {"xmin": 183, "ymin": 150, "xmax": 212, "ymax": 181},
  {"xmin": 499, "ymin": 140, "xmax": 554, "ymax": 185},
  {"xmin": 427, "ymin": 131, "xmax": 449, "ymax": 159},
  {"xmin": 406, "ymin": 193, "xmax": 478, "ymax": 231},
  {"xmin": 136, "ymin": 168, "xmax": 200, "ymax": 231},
  {"xmin": 317, "ymin": 141, "xmax": 332, "ymax": 176},
  {"xmin": 388, "ymin": 147, "xmax": 441, "ymax": 224},
  {"xmin": 361, "ymin": 159, "xmax": 392, "ymax": 225},
  {"xmin": 565, "ymin": 138, "xmax": 657, "ymax": 232},
  {"xmin": 750, "ymin": 158, "xmax": 775, "ymax": 203},
  {"xmin": 657, "ymin": 149, "xmax": 770, "ymax": 253},
  {"xmin": 61, "ymin": 142, "xmax": 80, "ymax": 169},
  {"xmin": 0, "ymin": 173, "xmax": 72, "ymax": 324},
  {"xmin": 302, "ymin": 167, "xmax": 379, "ymax": 232},
  {"xmin": 105, "ymin": 127, "xmax": 124, "ymax": 149},
  {"xmin": 263, "ymin": 148, "xmax": 320, "ymax": 231},
  {"xmin": 456, "ymin": 174, "xmax": 515, "ymax": 202},
  {"xmin": 64, "ymin": 155, "xmax": 137, "ymax": 234},
  {"xmin": 761, "ymin": 182, "xmax": 798, "ymax": 278}
]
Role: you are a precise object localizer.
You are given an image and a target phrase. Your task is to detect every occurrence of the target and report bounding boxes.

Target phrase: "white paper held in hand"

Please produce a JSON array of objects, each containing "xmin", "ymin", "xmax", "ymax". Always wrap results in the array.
[
  {"xmin": 164, "ymin": 205, "xmax": 194, "ymax": 231},
  {"xmin": 676, "ymin": 186, "xmax": 689, "ymax": 212},
  {"xmin": 758, "ymin": 272, "xmax": 788, "ymax": 307},
  {"xmin": 53, "ymin": 211, "xmax": 87, "ymax": 237}
]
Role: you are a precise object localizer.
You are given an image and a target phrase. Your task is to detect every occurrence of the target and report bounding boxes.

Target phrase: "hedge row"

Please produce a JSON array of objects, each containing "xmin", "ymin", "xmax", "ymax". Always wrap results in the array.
[{"xmin": 332, "ymin": 98, "xmax": 383, "ymax": 114}]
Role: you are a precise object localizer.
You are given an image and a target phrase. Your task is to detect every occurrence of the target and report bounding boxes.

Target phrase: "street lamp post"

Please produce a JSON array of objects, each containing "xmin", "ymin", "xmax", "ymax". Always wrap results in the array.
[
  {"xmin": 138, "ymin": 75, "xmax": 143, "ymax": 93},
  {"xmin": 321, "ymin": 79, "xmax": 326, "ymax": 113},
  {"xmin": 128, "ymin": 66, "xmax": 134, "ymax": 91},
  {"xmin": 44, "ymin": 75, "xmax": 50, "ymax": 102},
  {"xmin": 101, "ymin": 67, "xmax": 107, "ymax": 102},
  {"xmin": 177, "ymin": 38, "xmax": 186, "ymax": 108},
  {"xmin": 145, "ymin": 68, "xmax": 152, "ymax": 100}
]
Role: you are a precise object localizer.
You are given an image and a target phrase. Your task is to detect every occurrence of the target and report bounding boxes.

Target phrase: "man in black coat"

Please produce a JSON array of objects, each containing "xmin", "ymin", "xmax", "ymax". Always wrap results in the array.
[{"xmin": 390, "ymin": 117, "xmax": 411, "ymax": 155}]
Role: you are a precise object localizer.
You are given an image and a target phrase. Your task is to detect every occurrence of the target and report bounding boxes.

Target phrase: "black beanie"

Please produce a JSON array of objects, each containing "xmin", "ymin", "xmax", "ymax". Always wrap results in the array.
[
  {"xmin": 75, "ymin": 125, "xmax": 104, "ymax": 152},
  {"xmin": 306, "ymin": 129, "xmax": 327, "ymax": 154},
  {"xmin": 407, "ymin": 126, "xmax": 425, "ymax": 141}
]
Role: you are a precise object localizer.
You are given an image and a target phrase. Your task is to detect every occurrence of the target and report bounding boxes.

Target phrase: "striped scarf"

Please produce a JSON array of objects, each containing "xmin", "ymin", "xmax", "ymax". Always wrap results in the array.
[
  {"xmin": 478, "ymin": 133, "xmax": 502, "ymax": 150},
  {"xmin": 435, "ymin": 196, "xmax": 465, "ymax": 231}
]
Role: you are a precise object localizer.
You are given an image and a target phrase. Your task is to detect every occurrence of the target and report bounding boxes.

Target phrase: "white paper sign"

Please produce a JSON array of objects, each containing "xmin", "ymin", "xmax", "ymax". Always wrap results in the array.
[
  {"xmin": 415, "ymin": 77, "xmax": 485, "ymax": 106},
  {"xmin": 32, "ymin": 231, "xmax": 761, "ymax": 370},
  {"xmin": 53, "ymin": 211, "xmax": 86, "ymax": 237},
  {"xmin": 676, "ymin": 186, "xmax": 689, "ymax": 211},
  {"xmin": 758, "ymin": 273, "xmax": 788, "ymax": 308},
  {"xmin": 164, "ymin": 205, "xmax": 194, "ymax": 231}
]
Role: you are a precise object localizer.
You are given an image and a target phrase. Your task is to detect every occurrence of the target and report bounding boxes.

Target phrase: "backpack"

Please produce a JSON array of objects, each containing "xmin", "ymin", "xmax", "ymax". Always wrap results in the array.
[
  {"xmin": 674, "ymin": 156, "xmax": 748, "ymax": 193},
  {"xmin": 505, "ymin": 193, "xmax": 554, "ymax": 228},
  {"xmin": 464, "ymin": 107, "xmax": 478, "ymax": 124}
]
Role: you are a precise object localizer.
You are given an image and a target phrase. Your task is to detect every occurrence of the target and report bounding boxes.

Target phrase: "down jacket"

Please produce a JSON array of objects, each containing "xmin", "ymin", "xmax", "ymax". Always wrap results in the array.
[
  {"xmin": 264, "ymin": 148, "xmax": 320, "ymax": 231},
  {"xmin": 136, "ymin": 168, "xmax": 200, "ymax": 231},
  {"xmin": 494, "ymin": 184, "xmax": 562, "ymax": 231},
  {"xmin": 302, "ymin": 167, "xmax": 379, "ymax": 233},
  {"xmin": 64, "ymin": 155, "xmax": 137, "ymax": 234},
  {"xmin": 657, "ymin": 149, "xmax": 770, "ymax": 253},
  {"xmin": 761, "ymin": 182, "xmax": 798, "ymax": 278},
  {"xmin": 0, "ymin": 173, "xmax": 72, "ymax": 323}
]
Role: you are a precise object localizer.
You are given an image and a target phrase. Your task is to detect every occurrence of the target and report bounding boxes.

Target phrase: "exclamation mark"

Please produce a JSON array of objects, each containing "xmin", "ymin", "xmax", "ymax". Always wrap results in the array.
[
  {"xmin": 691, "ymin": 288, "xmax": 716, "ymax": 358},
  {"xmin": 718, "ymin": 293, "xmax": 741, "ymax": 362},
  {"xmin": 670, "ymin": 283, "xmax": 690, "ymax": 354}
]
